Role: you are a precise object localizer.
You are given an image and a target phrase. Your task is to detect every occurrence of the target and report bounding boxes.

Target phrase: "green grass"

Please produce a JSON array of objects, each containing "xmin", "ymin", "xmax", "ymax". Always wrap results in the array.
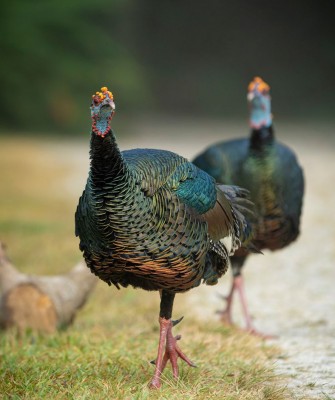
[
  {"xmin": 0, "ymin": 320, "xmax": 289, "ymax": 400},
  {"xmin": 0, "ymin": 136, "xmax": 305, "ymax": 399}
]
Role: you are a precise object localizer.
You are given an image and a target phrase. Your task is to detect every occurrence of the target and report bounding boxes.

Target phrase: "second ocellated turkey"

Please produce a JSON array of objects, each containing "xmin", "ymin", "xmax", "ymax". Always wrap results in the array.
[
  {"xmin": 75, "ymin": 87, "xmax": 254, "ymax": 388},
  {"xmin": 193, "ymin": 77, "xmax": 304, "ymax": 336}
]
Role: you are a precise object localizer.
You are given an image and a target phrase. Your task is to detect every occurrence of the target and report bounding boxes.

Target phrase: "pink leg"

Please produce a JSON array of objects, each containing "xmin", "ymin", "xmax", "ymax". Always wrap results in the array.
[
  {"xmin": 217, "ymin": 278, "xmax": 236, "ymax": 325},
  {"xmin": 149, "ymin": 317, "xmax": 196, "ymax": 389},
  {"xmin": 149, "ymin": 318, "xmax": 170, "ymax": 389},
  {"xmin": 234, "ymin": 275, "xmax": 275, "ymax": 339},
  {"xmin": 234, "ymin": 275, "xmax": 253, "ymax": 330}
]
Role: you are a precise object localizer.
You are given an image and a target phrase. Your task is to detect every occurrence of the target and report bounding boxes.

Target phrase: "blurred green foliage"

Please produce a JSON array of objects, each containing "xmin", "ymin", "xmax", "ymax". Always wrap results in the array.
[
  {"xmin": 0, "ymin": 1, "xmax": 334, "ymax": 134},
  {"xmin": 133, "ymin": 1, "xmax": 335, "ymax": 121},
  {"xmin": 0, "ymin": 0, "xmax": 150, "ymax": 133}
]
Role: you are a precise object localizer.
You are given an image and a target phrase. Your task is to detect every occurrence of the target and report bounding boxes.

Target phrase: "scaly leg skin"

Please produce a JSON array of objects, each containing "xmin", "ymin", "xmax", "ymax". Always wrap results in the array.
[
  {"xmin": 149, "ymin": 317, "xmax": 196, "ymax": 389},
  {"xmin": 149, "ymin": 290, "xmax": 196, "ymax": 389}
]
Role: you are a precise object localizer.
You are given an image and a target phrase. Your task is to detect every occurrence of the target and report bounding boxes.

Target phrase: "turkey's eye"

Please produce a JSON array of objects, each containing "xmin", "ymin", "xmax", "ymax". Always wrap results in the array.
[{"xmin": 92, "ymin": 95, "xmax": 101, "ymax": 106}]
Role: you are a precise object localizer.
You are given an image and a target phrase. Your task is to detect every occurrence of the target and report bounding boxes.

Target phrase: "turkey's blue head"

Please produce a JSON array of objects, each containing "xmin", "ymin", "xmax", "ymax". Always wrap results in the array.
[
  {"xmin": 247, "ymin": 77, "xmax": 272, "ymax": 129},
  {"xmin": 91, "ymin": 87, "xmax": 115, "ymax": 137}
]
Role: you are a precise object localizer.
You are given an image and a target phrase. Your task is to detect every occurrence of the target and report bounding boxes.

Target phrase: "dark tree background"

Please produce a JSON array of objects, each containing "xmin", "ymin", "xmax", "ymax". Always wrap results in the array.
[{"xmin": 0, "ymin": 0, "xmax": 334, "ymax": 134}]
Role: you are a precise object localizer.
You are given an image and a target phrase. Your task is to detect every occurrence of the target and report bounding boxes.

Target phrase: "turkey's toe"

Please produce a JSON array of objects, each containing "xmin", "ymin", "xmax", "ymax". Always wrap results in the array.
[
  {"xmin": 244, "ymin": 327, "xmax": 277, "ymax": 340},
  {"xmin": 216, "ymin": 308, "xmax": 234, "ymax": 325},
  {"xmin": 149, "ymin": 317, "xmax": 195, "ymax": 389}
]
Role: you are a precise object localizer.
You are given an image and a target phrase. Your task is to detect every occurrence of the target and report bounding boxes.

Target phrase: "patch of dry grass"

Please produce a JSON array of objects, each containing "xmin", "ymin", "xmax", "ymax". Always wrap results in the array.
[{"xmin": 0, "ymin": 136, "xmax": 79, "ymax": 273}]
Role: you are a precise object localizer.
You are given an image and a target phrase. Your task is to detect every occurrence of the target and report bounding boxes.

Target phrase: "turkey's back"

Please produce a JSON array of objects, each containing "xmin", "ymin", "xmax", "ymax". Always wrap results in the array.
[
  {"xmin": 76, "ymin": 148, "xmax": 214, "ymax": 293},
  {"xmin": 193, "ymin": 138, "xmax": 304, "ymax": 252}
]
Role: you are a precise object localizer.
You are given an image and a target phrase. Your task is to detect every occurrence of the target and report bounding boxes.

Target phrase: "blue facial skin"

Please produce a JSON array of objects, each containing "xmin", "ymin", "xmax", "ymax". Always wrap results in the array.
[
  {"xmin": 93, "ymin": 105, "xmax": 113, "ymax": 134},
  {"xmin": 248, "ymin": 90, "xmax": 272, "ymax": 129}
]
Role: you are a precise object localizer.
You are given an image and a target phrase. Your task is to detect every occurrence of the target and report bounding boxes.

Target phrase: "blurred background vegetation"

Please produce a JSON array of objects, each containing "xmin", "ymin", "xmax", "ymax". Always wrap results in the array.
[{"xmin": 0, "ymin": 0, "xmax": 334, "ymax": 134}]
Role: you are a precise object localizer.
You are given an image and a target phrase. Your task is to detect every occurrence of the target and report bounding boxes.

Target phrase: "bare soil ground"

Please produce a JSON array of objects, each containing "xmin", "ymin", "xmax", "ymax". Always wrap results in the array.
[{"xmin": 45, "ymin": 119, "xmax": 335, "ymax": 399}]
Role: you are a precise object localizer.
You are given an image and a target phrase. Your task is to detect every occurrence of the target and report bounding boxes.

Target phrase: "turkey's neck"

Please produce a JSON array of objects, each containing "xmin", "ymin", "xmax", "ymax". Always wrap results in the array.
[
  {"xmin": 89, "ymin": 130, "xmax": 127, "ymax": 187},
  {"xmin": 247, "ymin": 125, "xmax": 279, "ymax": 219},
  {"xmin": 249, "ymin": 125, "xmax": 274, "ymax": 153}
]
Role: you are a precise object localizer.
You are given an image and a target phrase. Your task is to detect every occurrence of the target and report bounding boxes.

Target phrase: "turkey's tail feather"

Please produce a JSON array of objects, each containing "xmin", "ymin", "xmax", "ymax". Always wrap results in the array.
[
  {"xmin": 218, "ymin": 185, "xmax": 259, "ymax": 253},
  {"xmin": 202, "ymin": 184, "xmax": 258, "ymax": 287}
]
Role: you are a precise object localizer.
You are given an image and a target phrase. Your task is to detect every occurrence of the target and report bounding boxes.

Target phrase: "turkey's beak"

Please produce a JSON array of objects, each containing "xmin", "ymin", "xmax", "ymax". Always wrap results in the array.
[
  {"xmin": 100, "ymin": 98, "xmax": 115, "ymax": 112},
  {"xmin": 108, "ymin": 99, "xmax": 116, "ymax": 111},
  {"xmin": 247, "ymin": 92, "xmax": 255, "ymax": 102}
]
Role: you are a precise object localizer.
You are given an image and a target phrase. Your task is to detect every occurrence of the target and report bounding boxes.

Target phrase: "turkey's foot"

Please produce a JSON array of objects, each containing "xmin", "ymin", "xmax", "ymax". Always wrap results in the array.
[
  {"xmin": 243, "ymin": 326, "xmax": 277, "ymax": 340},
  {"xmin": 216, "ymin": 277, "xmax": 275, "ymax": 339},
  {"xmin": 217, "ymin": 311, "xmax": 275, "ymax": 339},
  {"xmin": 216, "ymin": 292, "xmax": 234, "ymax": 326},
  {"xmin": 149, "ymin": 317, "xmax": 196, "ymax": 389},
  {"xmin": 232, "ymin": 275, "xmax": 276, "ymax": 339}
]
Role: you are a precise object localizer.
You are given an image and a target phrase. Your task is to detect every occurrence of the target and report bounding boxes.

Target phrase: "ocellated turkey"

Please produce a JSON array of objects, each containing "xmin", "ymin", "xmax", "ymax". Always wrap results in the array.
[
  {"xmin": 193, "ymin": 77, "xmax": 304, "ymax": 336},
  {"xmin": 75, "ymin": 87, "xmax": 254, "ymax": 388}
]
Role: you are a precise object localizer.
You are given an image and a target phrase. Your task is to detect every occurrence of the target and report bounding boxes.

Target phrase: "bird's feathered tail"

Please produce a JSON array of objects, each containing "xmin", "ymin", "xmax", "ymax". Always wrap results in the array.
[
  {"xmin": 219, "ymin": 185, "xmax": 259, "ymax": 254},
  {"xmin": 201, "ymin": 184, "xmax": 258, "ymax": 287}
]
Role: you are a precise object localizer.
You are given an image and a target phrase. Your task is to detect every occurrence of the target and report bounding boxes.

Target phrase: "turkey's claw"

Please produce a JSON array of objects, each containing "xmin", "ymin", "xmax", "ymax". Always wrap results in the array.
[
  {"xmin": 172, "ymin": 316, "xmax": 184, "ymax": 326},
  {"xmin": 217, "ymin": 293, "xmax": 229, "ymax": 301},
  {"xmin": 149, "ymin": 317, "xmax": 196, "ymax": 389}
]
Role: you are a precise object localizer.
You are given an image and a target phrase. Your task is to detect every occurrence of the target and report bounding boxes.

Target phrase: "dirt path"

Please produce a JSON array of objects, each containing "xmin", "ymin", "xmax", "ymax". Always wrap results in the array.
[
  {"xmin": 185, "ymin": 122, "xmax": 335, "ymax": 399},
  {"xmin": 48, "ymin": 120, "xmax": 335, "ymax": 399}
]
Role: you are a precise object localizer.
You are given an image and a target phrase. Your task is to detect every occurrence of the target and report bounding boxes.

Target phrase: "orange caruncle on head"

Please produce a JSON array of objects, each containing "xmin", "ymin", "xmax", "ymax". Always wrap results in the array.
[
  {"xmin": 91, "ymin": 87, "xmax": 114, "ymax": 106},
  {"xmin": 90, "ymin": 86, "xmax": 115, "ymax": 137},
  {"xmin": 248, "ymin": 77, "xmax": 270, "ymax": 94}
]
